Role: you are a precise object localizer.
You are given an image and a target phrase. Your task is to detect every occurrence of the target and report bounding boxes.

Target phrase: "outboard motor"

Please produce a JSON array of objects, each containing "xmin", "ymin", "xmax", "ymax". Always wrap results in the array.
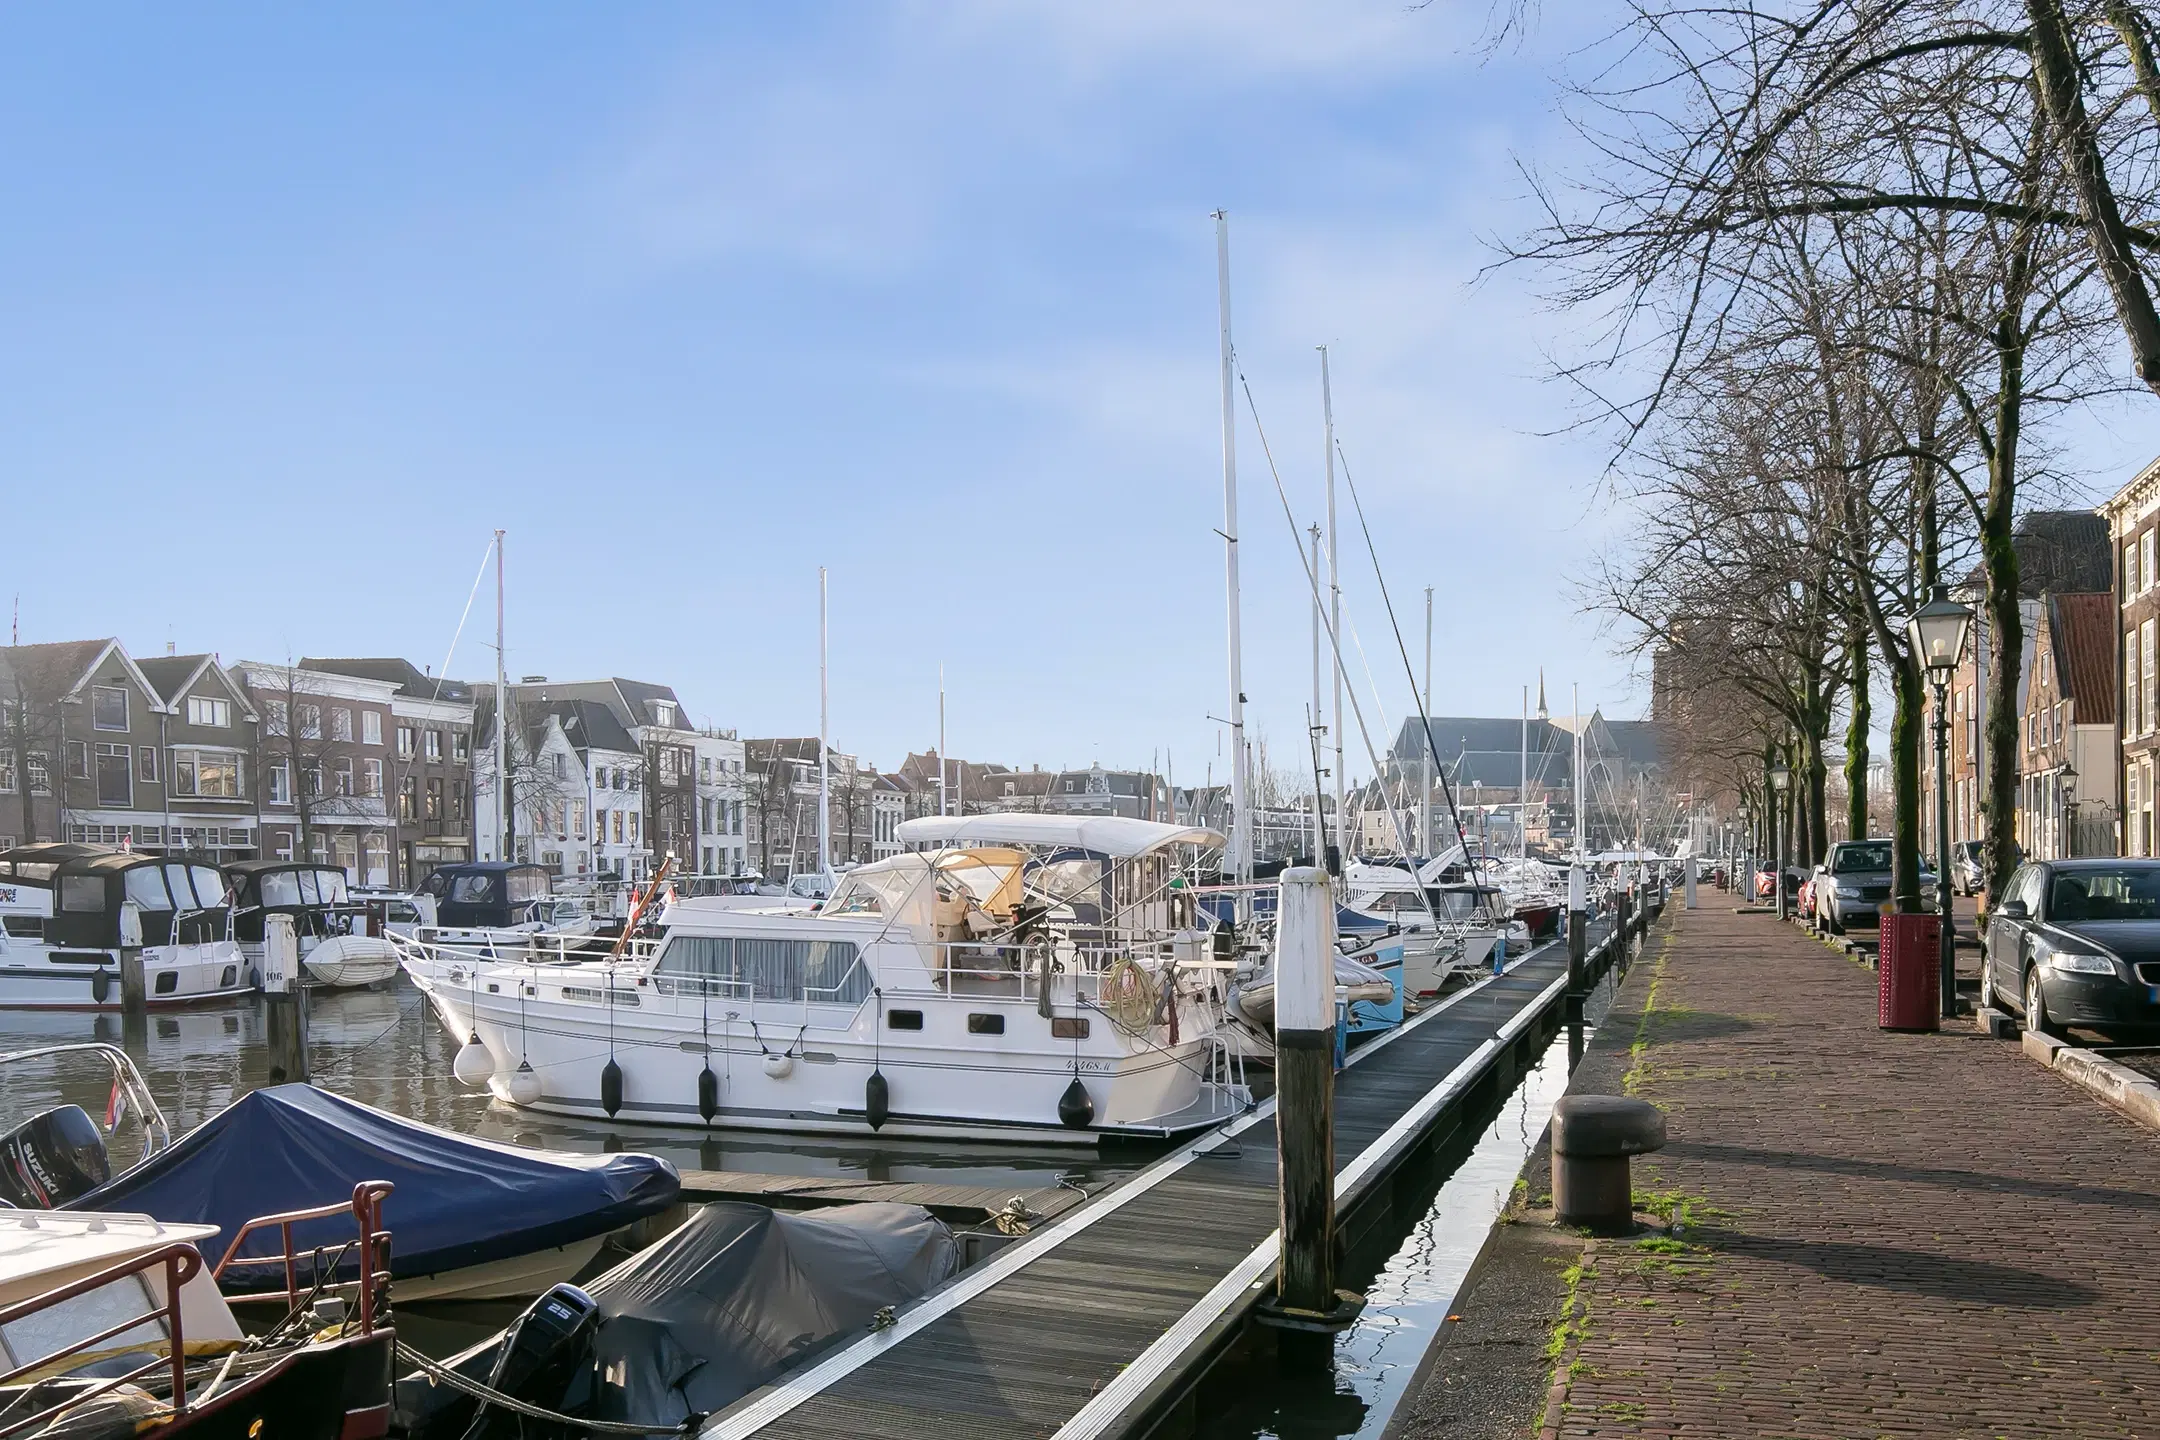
[
  {"xmin": 0, "ymin": 1105, "xmax": 111, "ymax": 1208},
  {"xmin": 459, "ymin": 1283, "xmax": 602, "ymax": 1440}
]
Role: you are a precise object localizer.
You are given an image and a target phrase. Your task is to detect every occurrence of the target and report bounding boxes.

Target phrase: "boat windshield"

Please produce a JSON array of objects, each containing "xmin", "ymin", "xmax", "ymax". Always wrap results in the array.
[{"xmin": 124, "ymin": 867, "xmax": 173, "ymax": 911}]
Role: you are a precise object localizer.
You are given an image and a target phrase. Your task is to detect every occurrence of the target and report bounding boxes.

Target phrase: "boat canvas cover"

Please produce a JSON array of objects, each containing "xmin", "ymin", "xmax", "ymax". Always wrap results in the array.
[
  {"xmin": 398, "ymin": 1201, "xmax": 958, "ymax": 1435},
  {"xmin": 66, "ymin": 1084, "xmax": 679, "ymax": 1288}
]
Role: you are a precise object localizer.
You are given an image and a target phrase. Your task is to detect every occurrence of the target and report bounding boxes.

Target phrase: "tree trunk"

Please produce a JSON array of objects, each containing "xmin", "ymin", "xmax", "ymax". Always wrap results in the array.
[
  {"xmin": 1889, "ymin": 651, "xmax": 1924, "ymax": 908},
  {"xmin": 1845, "ymin": 619, "xmax": 1872, "ymax": 841}
]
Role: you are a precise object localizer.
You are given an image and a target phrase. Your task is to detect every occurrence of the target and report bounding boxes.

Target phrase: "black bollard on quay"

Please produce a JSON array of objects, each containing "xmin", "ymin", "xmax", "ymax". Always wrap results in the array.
[{"xmin": 1552, "ymin": 1095, "xmax": 1666, "ymax": 1234}]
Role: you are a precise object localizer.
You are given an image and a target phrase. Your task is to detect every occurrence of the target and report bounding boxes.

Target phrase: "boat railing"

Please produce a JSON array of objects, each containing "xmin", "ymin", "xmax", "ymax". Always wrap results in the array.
[
  {"xmin": 0, "ymin": 1242, "xmax": 200, "ymax": 1438},
  {"xmin": 0, "ymin": 1043, "xmax": 172, "ymax": 1159},
  {"xmin": 210, "ymin": 1181, "xmax": 394, "ymax": 1331}
]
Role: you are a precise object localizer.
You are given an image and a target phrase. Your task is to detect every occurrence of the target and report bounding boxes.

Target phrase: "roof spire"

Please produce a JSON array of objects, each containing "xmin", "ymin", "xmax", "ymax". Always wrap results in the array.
[{"xmin": 1535, "ymin": 669, "xmax": 1548, "ymax": 721}]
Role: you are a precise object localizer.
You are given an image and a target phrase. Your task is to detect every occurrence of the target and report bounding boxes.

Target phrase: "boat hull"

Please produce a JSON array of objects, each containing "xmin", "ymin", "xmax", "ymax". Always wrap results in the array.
[
  {"xmin": 0, "ymin": 941, "xmax": 253, "ymax": 1011},
  {"xmin": 409, "ymin": 956, "xmax": 1244, "ymax": 1147}
]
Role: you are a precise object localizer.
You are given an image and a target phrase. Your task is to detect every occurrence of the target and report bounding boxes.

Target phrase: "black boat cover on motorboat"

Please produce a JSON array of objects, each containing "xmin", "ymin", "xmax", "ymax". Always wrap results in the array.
[
  {"xmin": 65, "ymin": 1084, "xmax": 679, "ymax": 1289},
  {"xmin": 398, "ymin": 1202, "xmax": 958, "ymax": 1437}
]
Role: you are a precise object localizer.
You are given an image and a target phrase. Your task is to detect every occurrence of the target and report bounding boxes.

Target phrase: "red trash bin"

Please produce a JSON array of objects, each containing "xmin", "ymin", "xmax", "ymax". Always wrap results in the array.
[{"xmin": 1877, "ymin": 911, "xmax": 1942, "ymax": 1032}]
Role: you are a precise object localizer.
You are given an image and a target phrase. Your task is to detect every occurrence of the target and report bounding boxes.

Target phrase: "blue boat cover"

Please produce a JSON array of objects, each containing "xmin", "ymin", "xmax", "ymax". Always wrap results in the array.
[{"xmin": 67, "ymin": 1084, "xmax": 679, "ymax": 1289}]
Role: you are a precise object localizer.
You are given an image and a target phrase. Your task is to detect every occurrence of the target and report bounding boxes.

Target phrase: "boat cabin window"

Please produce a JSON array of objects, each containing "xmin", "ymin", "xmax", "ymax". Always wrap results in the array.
[
  {"xmin": 172, "ymin": 865, "xmax": 229, "ymax": 909},
  {"xmin": 0, "ymin": 1273, "xmax": 166, "ymax": 1369},
  {"xmin": 887, "ymin": 1009, "xmax": 923, "ymax": 1030},
  {"xmin": 58, "ymin": 876, "xmax": 106, "ymax": 912},
  {"xmin": 506, "ymin": 869, "xmax": 549, "ymax": 904},
  {"xmin": 449, "ymin": 873, "xmax": 499, "ymax": 905},
  {"xmin": 653, "ymin": 934, "xmax": 869, "ymax": 1005},
  {"xmin": 1027, "ymin": 858, "xmax": 1104, "ymax": 911},
  {"xmin": 966, "ymin": 1013, "xmax": 1005, "ymax": 1035},
  {"xmin": 124, "ymin": 867, "xmax": 173, "ymax": 911}
]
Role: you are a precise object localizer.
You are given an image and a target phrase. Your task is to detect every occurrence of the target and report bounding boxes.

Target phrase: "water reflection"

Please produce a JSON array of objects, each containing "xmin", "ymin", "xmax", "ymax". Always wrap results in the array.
[
  {"xmin": 0, "ymin": 980, "xmax": 1133, "ymax": 1191},
  {"xmin": 1196, "ymin": 967, "xmax": 1618, "ymax": 1440}
]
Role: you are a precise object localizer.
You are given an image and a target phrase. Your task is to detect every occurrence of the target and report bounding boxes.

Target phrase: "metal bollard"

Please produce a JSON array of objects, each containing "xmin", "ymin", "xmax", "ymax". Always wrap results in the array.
[{"xmin": 1552, "ymin": 1095, "xmax": 1666, "ymax": 1233}]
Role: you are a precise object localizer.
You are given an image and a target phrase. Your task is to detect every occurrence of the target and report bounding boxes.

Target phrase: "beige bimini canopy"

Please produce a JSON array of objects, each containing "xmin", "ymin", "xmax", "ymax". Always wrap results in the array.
[
  {"xmin": 819, "ymin": 848, "xmax": 1027, "ymax": 929},
  {"xmin": 895, "ymin": 814, "xmax": 1225, "ymax": 859}
]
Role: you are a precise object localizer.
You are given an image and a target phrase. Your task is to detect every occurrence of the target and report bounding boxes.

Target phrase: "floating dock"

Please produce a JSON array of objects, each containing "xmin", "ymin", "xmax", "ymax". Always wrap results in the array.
[{"xmin": 699, "ymin": 905, "xmax": 1647, "ymax": 1440}]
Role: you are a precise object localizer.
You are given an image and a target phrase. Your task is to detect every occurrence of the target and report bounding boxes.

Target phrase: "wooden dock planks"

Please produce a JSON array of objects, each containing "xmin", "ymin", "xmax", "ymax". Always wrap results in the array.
[{"xmin": 708, "ymin": 935, "xmax": 1591, "ymax": 1440}]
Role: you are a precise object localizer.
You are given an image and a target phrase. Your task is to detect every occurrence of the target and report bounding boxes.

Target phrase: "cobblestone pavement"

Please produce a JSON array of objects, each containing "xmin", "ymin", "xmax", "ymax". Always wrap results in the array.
[{"xmin": 1550, "ymin": 905, "xmax": 2160, "ymax": 1439}]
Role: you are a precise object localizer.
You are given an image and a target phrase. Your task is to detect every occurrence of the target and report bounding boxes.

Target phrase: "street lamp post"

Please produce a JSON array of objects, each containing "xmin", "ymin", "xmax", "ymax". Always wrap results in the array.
[
  {"xmin": 1770, "ymin": 764, "xmax": 1792, "ymax": 920},
  {"xmin": 1907, "ymin": 584, "xmax": 1975, "ymax": 1019},
  {"xmin": 2061, "ymin": 762, "xmax": 2079, "ymax": 858}
]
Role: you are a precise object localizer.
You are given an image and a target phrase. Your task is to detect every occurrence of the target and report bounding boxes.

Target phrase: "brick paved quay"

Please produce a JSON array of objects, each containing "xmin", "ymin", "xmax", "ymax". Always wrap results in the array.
[{"xmin": 1538, "ymin": 904, "xmax": 2160, "ymax": 1439}]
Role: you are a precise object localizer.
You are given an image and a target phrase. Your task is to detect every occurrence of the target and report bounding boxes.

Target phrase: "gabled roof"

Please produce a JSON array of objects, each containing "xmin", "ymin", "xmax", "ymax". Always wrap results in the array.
[
  {"xmin": 2047, "ymin": 592, "xmax": 2118, "ymax": 724},
  {"xmin": 0, "ymin": 639, "xmax": 167, "ymax": 711},
  {"xmin": 481, "ymin": 693, "xmax": 639, "ymax": 756},
  {"xmin": 304, "ymin": 657, "xmax": 478, "ymax": 704},
  {"xmin": 138, "ymin": 654, "xmax": 259, "ymax": 721},
  {"xmin": 506, "ymin": 678, "xmax": 687, "ymax": 735}
]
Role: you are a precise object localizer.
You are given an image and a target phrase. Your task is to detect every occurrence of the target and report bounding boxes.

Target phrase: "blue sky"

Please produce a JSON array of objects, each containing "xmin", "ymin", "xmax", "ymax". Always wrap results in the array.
[{"xmin": 7, "ymin": 3, "xmax": 2159, "ymax": 784}]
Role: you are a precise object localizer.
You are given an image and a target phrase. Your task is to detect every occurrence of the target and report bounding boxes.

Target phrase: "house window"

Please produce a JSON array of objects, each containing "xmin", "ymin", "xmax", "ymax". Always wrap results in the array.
[
  {"xmin": 92, "ymin": 686, "xmax": 129, "ymax": 731},
  {"xmin": 2145, "ymin": 619, "xmax": 2157, "ymax": 737},
  {"xmin": 331, "ymin": 708, "xmax": 354, "ymax": 742},
  {"xmin": 572, "ymin": 800, "xmax": 586, "ymax": 839},
  {"xmin": 265, "ymin": 699, "xmax": 289, "ymax": 736},
  {"xmin": 451, "ymin": 786, "xmax": 468, "ymax": 822},
  {"xmin": 452, "ymin": 731, "xmax": 469, "ymax": 760},
  {"xmin": 399, "ymin": 776, "xmax": 417, "ymax": 821},
  {"xmin": 425, "ymin": 730, "xmax": 442, "ymax": 762},
  {"xmin": 0, "ymin": 750, "xmax": 13, "ymax": 794},
  {"xmin": 613, "ymin": 810, "xmax": 625, "ymax": 844},
  {"xmin": 2129, "ymin": 636, "xmax": 2142, "ymax": 739},
  {"xmin": 396, "ymin": 726, "xmax": 415, "ymax": 758},
  {"xmin": 297, "ymin": 704, "xmax": 321, "ymax": 739},
  {"xmin": 654, "ymin": 701, "xmax": 677, "ymax": 727},
  {"xmin": 26, "ymin": 752, "xmax": 49, "ymax": 795},
  {"xmin": 629, "ymin": 811, "xmax": 640, "ymax": 843},
  {"xmin": 363, "ymin": 711, "xmax": 382, "ymax": 746},
  {"xmin": 426, "ymin": 778, "xmax": 443, "ymax": 820},
  {"xmin": 363, "ymin": 758, "xmax": 383, "ymax": 796},
  {"xmin": 137, "ymin": 746, "xmax": 159, "ymax": 783},
  {"xmin": 187, "ymin": 696, "xmax": 231, "ymax": 728},
  {"xmin": 67, "ymin": 741, "xmax": 88, "ymax": 780},
  {"xmin": 335, "ymin": 759, "xmax": 355, "ymax": 797},
  {"xmin": 269, "ymin": 762, "xmax": 291, "ymax": 804},
  {"xmin": 94, "ymin": 744, "xmax": 131, "ymax": 806},
  {"xmin": 701, "ymin": 757, "xmax": 712, "ymax": 783},
  {"xmin": 554, "ymin": 753, "xmax": 567, "ymax": 780},
  {"xmin": 2144, "ymin": 530, "xmax": 2156, "ymax": 596},
  {"xmin": 302, "ymin": 764, "xmax": 322, "ymax": 798},
  {"xmin": 173, "ymin": 750, "xmax": 243, "ymax": 799}
]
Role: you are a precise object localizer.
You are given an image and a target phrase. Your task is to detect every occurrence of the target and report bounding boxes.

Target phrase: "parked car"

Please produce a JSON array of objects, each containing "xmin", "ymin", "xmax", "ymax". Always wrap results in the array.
[
  {"xmin": 1817, "ymin": 839, "xmax": 1938, "ymax": 935},
  {"xmin": 1983, "ymin": 859, "xmax": 2160, "ymax": 1038},
  {"xmin": 1954, "ymin": 839, "xmax": 2022, "ymax": 896}
]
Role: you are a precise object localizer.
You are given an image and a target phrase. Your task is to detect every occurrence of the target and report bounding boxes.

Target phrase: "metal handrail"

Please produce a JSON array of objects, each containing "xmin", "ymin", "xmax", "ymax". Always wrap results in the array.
[
  {"xmin": 0, "ymin": 1242, "xmax": 199, "ymax": 1439},
  {"xmin": 0, "ymin": 1043, "xmax": 172, "ymax": 1158},
  {"xmin": 210, "ymin": 1181, "xmax": 393, "ymax": 1332}
]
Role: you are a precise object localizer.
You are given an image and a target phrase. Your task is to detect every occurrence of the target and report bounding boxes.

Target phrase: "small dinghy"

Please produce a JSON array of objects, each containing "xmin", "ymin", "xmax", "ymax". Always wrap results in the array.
[
  {"xmin": 66, "ymin": 1084, "xmax": 679, "ymax": 1301},
  {"xmin": 1229, "ymin": 951, "xmax": 1397, "ymax": 1030},
  {"xmin": 397, "ymin": 1201, "xmax": 959, "ymax": 1438},
  {"xmin": 302, "ymin": 932, "xmax": 402, "ymax": 987}
]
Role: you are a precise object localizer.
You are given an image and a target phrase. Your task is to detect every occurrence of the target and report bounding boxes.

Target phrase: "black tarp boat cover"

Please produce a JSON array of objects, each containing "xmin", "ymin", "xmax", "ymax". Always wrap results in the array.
[
  {"xmin": 398, "ymin": 1202, "xmax": 958, "ymax": 1436},
  {"xmin": 65, "ymin": 1084, "xmax": 679, "ymax": 1289}
]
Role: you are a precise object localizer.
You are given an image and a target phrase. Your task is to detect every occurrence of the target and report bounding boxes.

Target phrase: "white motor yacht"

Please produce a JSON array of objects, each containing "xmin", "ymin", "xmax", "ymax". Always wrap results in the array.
[
  {"xmin": 0, "ymin": 846, "xmax": 251, "ymax": 1010},
  {"xmin": 398, "ymin": 815, "xmax": 1251, "ymax": 1145}
]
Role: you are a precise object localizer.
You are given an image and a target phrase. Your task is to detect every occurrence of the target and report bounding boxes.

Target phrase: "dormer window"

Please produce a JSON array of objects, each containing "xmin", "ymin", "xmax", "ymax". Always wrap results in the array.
[{"xmin": 653, "ymin": 701, "xmax": 677, "ymax": 727}]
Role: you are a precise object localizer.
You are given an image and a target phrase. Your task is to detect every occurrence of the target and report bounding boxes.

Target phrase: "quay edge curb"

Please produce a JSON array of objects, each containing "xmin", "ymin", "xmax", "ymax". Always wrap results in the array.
[
  {"xmin": 2047, "ymin": 1044, "xmax": 2160, "ymax": 1133},
  {"xmin": 2021, "ymin": 1030, "xmax": 2068, "ymax": 1066}
]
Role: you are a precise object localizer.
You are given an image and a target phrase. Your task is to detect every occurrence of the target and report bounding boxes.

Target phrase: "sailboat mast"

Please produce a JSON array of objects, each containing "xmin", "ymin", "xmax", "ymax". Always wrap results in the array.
[
  {"xmin": 1573, "ymin": 681, "xmax": 1584, "ymax": 860},
  {"xmin": 818, "ymin": 567, "xmax": 830, "ymax": 877},
  {"xmin": 1521, "ymin": 684, "xmax": 1530, "ymax": 860},
  {"xmin": 937, "ymin": 663, "xmax": 947, "ymax": 818},
  {"xmin": 1321, "ymin": 346, "xmax": 1344, "ymax": 868},
  {"xmin": 1214, "ymin": 210, "xmax": 1251, "ymax": 898},
  {"xmin": 1421, "ymin": 586, "xmax": 1433, "ymax": 860},
  {"xmin": 1310, "ymin": 524, "xmax": 1327, "ymax": 863},
  {"xmin": 494, "ymin": 528, "xmax": 508, "ymax": 864}
]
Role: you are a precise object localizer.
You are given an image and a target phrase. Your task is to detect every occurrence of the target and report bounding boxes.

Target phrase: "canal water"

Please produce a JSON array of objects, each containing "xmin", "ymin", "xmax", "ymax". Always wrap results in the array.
[
  {"xmin": 1193, "ymin": 959, "xmax": 1623, "ymax": 1440},
  {"xmin": 0, "ymin": 980, "xmax": 1138, "ymax": 1190}
]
